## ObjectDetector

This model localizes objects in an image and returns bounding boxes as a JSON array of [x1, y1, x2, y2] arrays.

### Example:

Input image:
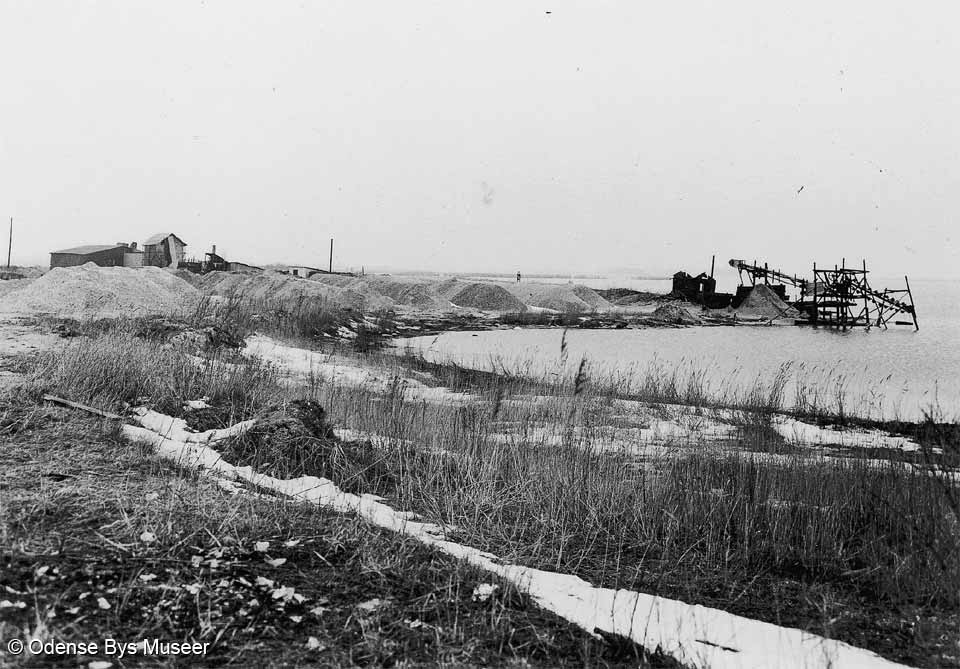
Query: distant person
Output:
[[516, 272, 521, 283]]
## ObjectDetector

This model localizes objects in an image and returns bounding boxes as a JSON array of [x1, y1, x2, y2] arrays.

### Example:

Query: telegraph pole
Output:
[[329, 238, 333, 273], [6, 218, 11, 269]]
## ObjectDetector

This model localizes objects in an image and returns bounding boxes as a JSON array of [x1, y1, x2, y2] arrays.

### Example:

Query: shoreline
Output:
[[1, 316, 957, 667]]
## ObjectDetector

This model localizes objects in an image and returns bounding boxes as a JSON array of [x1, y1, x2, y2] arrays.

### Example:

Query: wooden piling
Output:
[[905, 275, 919, 331]]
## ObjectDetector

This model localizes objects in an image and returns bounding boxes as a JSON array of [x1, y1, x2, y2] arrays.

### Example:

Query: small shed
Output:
[[50, 244, 129, 269], [286, 265, 325, 278], [228, 261, 262, 273], [143, 233, 188, 268], [203, 251, 229, 273]]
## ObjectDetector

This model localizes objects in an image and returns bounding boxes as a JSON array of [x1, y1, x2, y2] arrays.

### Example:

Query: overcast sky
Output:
[[1, 1, 958, 281]]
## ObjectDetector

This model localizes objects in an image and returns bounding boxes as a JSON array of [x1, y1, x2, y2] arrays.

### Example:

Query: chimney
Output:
[[212, 244, 216, 255]]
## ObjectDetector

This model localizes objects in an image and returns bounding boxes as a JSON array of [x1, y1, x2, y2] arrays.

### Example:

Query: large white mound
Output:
[[0, 263, 200, 319]]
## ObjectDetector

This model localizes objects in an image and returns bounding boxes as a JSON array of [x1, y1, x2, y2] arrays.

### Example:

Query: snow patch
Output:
[[245, 334, 472, 404], [772, 417, 922, 451], [124, 411, 911, 669]]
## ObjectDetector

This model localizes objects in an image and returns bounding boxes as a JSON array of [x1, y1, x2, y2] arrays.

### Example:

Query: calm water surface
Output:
[[402, 279, 960, 421]]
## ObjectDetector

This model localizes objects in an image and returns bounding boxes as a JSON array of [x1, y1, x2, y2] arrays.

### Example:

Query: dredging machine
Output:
[[729, 258, 919, 331]]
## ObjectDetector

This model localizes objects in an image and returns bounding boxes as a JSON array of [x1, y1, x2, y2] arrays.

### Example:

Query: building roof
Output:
[[51, 244, 126, 256], [144, 232, 187, 246]]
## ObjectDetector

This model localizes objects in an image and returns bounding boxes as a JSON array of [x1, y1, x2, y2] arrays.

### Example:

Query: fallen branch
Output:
[[42, 394, 124, 420]]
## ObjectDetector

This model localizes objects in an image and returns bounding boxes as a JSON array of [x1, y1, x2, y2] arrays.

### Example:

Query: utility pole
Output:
[[329, 238, 333, 273], [6, 218, 12, 269]]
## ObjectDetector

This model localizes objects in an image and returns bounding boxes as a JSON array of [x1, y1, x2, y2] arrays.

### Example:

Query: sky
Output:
[[1, 1, 958, 282]]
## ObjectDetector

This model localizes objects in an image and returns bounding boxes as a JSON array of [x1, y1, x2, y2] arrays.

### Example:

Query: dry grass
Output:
[[321, 350, 960, 667], [0, 397, 675, 668], [10, 322, 960, 667], [27, 328, 286, 419]]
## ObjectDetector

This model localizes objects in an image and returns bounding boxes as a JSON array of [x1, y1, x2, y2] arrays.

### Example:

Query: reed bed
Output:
[[22, 319, 960, 667]]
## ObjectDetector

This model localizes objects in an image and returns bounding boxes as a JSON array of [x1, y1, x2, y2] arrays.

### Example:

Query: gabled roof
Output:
[[51, 244, 126, 256], [144, 232, 187, 246]]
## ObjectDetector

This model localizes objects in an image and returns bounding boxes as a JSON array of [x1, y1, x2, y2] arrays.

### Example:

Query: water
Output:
[[402, 278, 960, 422], [463, 274, 674, 293]]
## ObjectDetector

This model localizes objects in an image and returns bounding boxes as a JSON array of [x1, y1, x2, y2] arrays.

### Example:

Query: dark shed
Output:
[[49, 245, 128, 269]]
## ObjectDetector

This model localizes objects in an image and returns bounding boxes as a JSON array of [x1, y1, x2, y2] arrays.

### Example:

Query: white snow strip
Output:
[[244, 334, 472, 404], [124, 414, 912, 669], [245, 333, 375, 385], [609, 400, 924, 453], [131, 407, 256, 444], [771, 417, 922, 451]]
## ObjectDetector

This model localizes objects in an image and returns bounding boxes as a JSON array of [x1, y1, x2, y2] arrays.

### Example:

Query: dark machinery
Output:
[[729, 258, 918, 330]]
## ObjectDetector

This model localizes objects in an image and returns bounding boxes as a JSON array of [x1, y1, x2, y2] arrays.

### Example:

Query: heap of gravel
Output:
[[449, 283, 528, 312], [505, 282, 611, 313], [339, 275, 450, 310], [308, 274, 359, 289], [570, 285, 612, 309], [198, 271, 395, 311], [651, 302, 702, 324], [186, 270, 613, 315], [0, 263, 200, 319], [529, 286, 591, 312], [736, 284, 799, 319]]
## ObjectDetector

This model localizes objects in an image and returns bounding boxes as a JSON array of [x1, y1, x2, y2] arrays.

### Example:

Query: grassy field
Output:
[[0, 394, 673, 667], [2, 311, 958, 667]]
